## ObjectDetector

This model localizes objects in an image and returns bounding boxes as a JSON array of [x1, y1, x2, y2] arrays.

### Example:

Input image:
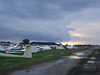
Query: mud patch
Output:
[[67, 48, 100, 75]]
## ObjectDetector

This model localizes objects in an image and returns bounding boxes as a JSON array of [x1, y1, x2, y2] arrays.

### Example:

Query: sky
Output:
[[0, 0, 100, 45]]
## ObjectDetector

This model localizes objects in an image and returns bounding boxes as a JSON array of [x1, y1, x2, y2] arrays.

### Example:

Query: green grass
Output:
[[0, 46, 94, 75], [0, 47, 87, 65], [32, 46, 87, 57]]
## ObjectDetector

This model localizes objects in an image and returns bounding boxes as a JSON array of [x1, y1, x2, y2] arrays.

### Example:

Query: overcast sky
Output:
[[0, 0, 100, 45]]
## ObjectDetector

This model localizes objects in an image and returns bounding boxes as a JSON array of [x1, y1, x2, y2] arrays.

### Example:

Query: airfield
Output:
[[9, 46, 100, 75], [0, 43, 99, 75]]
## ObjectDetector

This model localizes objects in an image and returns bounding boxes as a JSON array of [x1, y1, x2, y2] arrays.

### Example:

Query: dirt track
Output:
[[10, 48, 95, 75]]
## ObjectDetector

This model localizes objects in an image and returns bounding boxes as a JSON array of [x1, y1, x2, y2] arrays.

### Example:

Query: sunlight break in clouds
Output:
[[67, 21, 100, 45]]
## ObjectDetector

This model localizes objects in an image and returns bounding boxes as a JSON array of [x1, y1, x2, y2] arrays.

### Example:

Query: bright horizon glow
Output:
[[0, 39, 95, 45], [61, 41, 86, 45], [30, 40, 47, 43]]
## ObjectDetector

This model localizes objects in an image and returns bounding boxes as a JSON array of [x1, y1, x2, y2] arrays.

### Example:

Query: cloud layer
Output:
[[0, 0, 100, 44]]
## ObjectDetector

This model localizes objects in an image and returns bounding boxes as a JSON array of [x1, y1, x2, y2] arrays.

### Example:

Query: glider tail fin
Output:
[[23, 44, 32, 58]]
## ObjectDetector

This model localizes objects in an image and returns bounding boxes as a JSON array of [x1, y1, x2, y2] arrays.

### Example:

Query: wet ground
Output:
[[68, 47, 100, 75], [10, 48, 96, 75]]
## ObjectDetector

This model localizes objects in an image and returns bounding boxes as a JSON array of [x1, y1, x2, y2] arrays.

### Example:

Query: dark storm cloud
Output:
[[0, 0, 100, 43], [18, 33, 70, 42], [0, 0, 100, 20], [0, 25, 18, 39]]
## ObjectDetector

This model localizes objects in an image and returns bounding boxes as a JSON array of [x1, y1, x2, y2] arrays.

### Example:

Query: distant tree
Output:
[[7, 41, 10, 43], [22, 39, 30, 45], [0, 41, 4, 43]]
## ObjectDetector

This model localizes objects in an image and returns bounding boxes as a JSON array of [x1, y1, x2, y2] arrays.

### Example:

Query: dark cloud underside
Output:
[[0, 0, 100, 44]]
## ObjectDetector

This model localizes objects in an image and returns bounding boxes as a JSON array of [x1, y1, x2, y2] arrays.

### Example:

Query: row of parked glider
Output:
[[0, 43, 77, 54], [0, 43, 77, 58]]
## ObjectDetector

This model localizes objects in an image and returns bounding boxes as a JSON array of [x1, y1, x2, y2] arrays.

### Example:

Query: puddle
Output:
[[68, 56, 82, 59], [74, 53, 84, 56], [68, 52, 87, 59], [96, 61, 100, 63], [94, 51, 99, 54], [87, 61, 95, 64], [68, 55, 87, 59], [89, 57, 96, 59], [82, 64, 96, 71], [10, 58, 66, 75], [11, 63, 53, 75], [11, 68, 47, 75]]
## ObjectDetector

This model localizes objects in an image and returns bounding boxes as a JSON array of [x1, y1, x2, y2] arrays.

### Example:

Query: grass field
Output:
[[0, 46, 93, 75]]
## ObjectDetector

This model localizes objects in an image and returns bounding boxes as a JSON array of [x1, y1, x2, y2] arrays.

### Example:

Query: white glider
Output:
[[0, 45, 32, 58], [0, 44, 20, 51], [10, 45, 41, 53], [66, 45, 77, 49], [39, 45, 52, 51]]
